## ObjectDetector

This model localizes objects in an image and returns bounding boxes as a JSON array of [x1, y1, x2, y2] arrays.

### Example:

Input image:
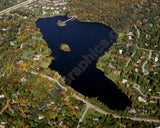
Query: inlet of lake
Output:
[[36, 16, 131, 110]]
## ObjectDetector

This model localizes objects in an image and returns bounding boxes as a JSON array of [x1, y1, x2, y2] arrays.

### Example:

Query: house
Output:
[[108, 63, 116, 69], [46, 7, 50, 10], [121, 79, 127, 84], [1, 122, 5, 125], [126, 32, 133, 36], [119, 49, 123, 55], [0, 95, 4, 98], [140, 55, 145, 59], [10, 41, 15, 46], [150, 66, 154, 71], [156, 91, 160, 95], [59, 121, 63, 126], [63, 7, 67, 10], [130, 92, 136, 96], [154, 72, 158, 75], [128, 35, 132, 40], [55, 11, 59, 14], [92, 118, 99, 122], [37, 67, 44, 71], [43, 11, 46, 15], [38, 115, 44, 120], [155, 57, 158, 62], [9, 108, 18, 114], [135, 68, 138, 72], [133, 63, 139, 67], [2, 28, 6, 31], [126, 84, 130, 87], [139, 106, 147, 113], [137, 59, 141, 63], [138, 96, 147, 103], [33, 55, 41, 60], [32, 97, 38, 101], [150, 100, 157, 103], [23, 16, 27, 19], [75, 105, 80, 110], [151, 110, 156, 114], [21, 76, 26, 82], [128, 108, 136, 114], [51, 102, 55, 105]]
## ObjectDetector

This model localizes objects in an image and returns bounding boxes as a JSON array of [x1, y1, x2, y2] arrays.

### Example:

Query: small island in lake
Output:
[[57, 20, 66, 27], [60, 44, 71, 52]]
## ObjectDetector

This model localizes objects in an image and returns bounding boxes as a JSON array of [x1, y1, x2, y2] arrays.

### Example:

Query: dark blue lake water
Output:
[[36, 16, 131, 110]]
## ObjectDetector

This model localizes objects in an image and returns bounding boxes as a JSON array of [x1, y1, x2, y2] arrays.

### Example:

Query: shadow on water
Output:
[[36, 16, 131, 110]]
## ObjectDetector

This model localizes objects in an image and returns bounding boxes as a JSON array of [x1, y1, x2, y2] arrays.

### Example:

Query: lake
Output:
[[36, 16, 131, 110]]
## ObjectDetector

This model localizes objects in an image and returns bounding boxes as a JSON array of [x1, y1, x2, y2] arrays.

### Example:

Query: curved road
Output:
[[142, 50, 152, 75], [18, 69, 160, 123]]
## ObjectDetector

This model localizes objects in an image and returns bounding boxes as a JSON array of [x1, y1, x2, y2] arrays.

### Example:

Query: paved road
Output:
[[0, 100, 10, 115], [133, 84, 147, 98], [17, 69, 160, 123], [77, 105, 89, 128], [125, 51, 136, 67], [142, 50, 152, 75], [0, 0, 35, 15], [134, 24, 140, 39]]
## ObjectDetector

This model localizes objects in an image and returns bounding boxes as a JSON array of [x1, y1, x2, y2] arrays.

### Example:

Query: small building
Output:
[[10, 41, 15, 46], [128, 108, 136, 114], [151, 110, 156, 114], [135, 68, 138, 72], [137, 59, 141, 63], [24, 16, 27, 19], [126, 84, 130, 87], [1, 122, 5, 125], [130, 92, 136, 96], [156, 91, 160, 95], [121, 79, 127, 84], [119, 49, 123, 55], [128, 35, 132, 40], [139, 106, 147, 113], [2, 28, 6, 31], [21, 76, 26, 82], [155, 57, 158, 62], [92, 118, 99, 122], [38, 115, 44, 120], [0, 95, 4, 98], [150, 100, 157, 103]]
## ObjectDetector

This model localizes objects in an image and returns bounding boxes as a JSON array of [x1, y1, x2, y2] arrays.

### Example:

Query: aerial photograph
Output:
[[0, 0, 159, 127]]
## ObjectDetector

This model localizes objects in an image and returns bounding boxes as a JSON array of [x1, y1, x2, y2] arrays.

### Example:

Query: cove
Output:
[[36, 16, 131, 110]]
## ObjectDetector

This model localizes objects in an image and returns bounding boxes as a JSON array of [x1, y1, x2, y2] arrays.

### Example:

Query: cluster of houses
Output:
[[25, 0, 67, 16]]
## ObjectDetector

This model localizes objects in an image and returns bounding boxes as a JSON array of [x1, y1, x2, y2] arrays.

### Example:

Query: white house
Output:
[[92, 118, 99, 122], [155, 57, 158, 62], [38, 116, 44, 120], [129, 35, 132, 40], [33, 55, 41, 60], [23, 16, 27, 19], [0, 95, 4, 98], [51, 7, 54, 10], [119, 49, 123, 54], [2, 28, 6, 31], [63, 7, 67, 10], [10, 41, 15, 46], [121, 79, 127, 84]]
